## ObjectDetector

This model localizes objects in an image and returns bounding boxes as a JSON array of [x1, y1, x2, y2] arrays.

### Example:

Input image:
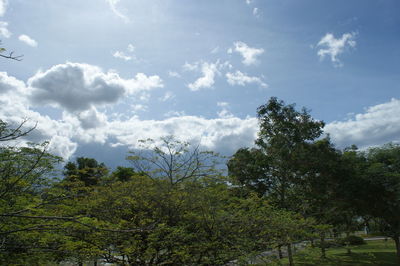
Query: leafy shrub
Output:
[[315, 240, 342, 248], [339, 235, 366, 246]]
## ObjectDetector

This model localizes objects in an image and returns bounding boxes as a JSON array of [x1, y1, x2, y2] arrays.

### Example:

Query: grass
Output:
[[267, 240, 399, 266]]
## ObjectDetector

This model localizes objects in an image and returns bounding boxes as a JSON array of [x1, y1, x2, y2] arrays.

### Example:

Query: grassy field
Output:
[[270, 239, 399, 266]]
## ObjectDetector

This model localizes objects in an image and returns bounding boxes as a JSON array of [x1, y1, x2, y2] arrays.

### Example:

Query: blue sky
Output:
[[0, 0, 399, 167]]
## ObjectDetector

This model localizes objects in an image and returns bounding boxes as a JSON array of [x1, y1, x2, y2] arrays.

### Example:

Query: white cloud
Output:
[[0, 71, 259, 160], [316, 32, 357, 67], [27, 62, 163, 112], [187, 62, 220, 91], [229, 41, 264, 66], [159, 91, 175, 102], [131, 104, 147, 113], [113, 44, 136, 61], [77, 107, 108, 129], [325, 99, 400, 148], [226, 70, 267, 88], [217, 102, 229, 107], [211, 46, 219, 54], [252, 7, 261, 18], [0, 0, 7, 17], [113, 51, 132, 61], [18, 34, 38, 47], [182, 61, 199, 72], [106, 0, 130, 23], [108, 115, 258, 155], [164, 110, 186, 117], [245, 0, 252, 4], [217, 102, 233, 119], [0, 21, 11, 38], [127, 44, 135, 52], [0, 72, 26, 94], [168, 71, 181, 78]]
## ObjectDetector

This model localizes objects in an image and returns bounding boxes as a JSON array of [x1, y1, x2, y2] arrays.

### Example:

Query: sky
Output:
[[0, 0, 399, 167]]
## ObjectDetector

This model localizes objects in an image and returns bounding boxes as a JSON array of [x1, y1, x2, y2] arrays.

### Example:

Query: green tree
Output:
[[255, 97, 325, 209], [227, 147, 271, 196], [362, 144, 400, 260], [0, 120, 62, 264], [63, 157, 108, 186]]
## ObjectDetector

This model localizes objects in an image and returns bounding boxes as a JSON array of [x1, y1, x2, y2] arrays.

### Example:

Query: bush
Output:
[[315, 240, 343, 248], [339, 235, 366, 246]]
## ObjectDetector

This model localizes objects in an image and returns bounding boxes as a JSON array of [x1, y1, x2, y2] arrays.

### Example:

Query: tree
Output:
[[362, 144, 400, 260], [245, 97, 324, 209], [0, 120, 62, 263], [227, 147, 271, 196], [0, 119, 36, 142], [63, 157, 108, 186], [127, 136, 222, 186]]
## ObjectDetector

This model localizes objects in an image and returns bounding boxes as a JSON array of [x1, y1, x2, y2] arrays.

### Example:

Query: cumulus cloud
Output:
[[184, 60, 231, 91], [316, 32, 357, 67], [0, 0, 7, 17], [0, 70, 260, 160], [113, 44, 136, 61], [0, 21, 11, 38], [228, 41, 264, 66], [108, 115, 259, 155], [106, 0, 130, 23], [18, 34, 38, 47], [168, 71, 181, 78], [226, 70, 267, 88], [325, 99, 400, 147], [113, 51, 132, 61], [0, 72, 26, 94], [27, 62, 163, 112], [188, 62, 220, 91], [325, 99, 400, 148], [217, 102, 234, 119], [164, 110, 186, 118]]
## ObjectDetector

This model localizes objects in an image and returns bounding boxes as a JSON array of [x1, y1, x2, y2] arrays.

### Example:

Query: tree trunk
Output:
[[278, 245, 283, 259], [394, 235, 400, 261], [287, 243, 294, 266], [320, 234, 326, 259]]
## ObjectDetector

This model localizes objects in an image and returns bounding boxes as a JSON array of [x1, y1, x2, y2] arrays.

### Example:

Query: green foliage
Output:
[[63, 157, 108, 186], [339, 235, 367, 246]]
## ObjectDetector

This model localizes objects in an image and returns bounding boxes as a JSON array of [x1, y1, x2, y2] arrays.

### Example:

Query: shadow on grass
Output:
[[292, 251, 398, 266]]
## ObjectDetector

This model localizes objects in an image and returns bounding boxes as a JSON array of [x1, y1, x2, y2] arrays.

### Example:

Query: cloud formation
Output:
[[113, 44, 136, 61], [113, 51, 132, 61], [0, 0, 7, 17], [18, 34, 38, 47], [28, 62, 163, 112], [226, 70, 267, 88], [185, 61, 231, 91], [106, 0, 130, 23], [228, 41, 264, 66], [0, 21, 10, 38], [325, 98, 400, 148], [316, 32, 356, 67]]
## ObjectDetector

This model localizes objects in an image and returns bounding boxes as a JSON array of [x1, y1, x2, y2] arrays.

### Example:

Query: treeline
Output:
[[0, 98, 399, 265]]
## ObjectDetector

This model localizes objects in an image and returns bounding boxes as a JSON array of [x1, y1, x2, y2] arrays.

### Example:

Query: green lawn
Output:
[[270, 240, 399, 266]]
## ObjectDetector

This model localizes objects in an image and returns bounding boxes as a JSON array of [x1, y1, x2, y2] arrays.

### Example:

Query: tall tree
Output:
[[362, 144, 400, 260], [254, 97, 324, 209]]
